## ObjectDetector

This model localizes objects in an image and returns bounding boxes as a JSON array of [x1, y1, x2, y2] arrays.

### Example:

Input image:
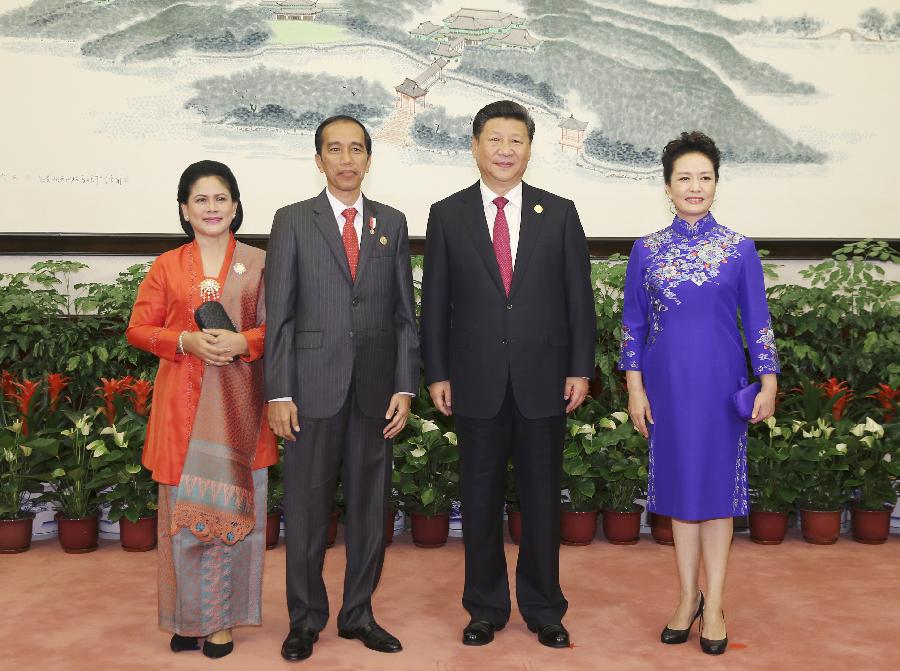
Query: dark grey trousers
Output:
[[283, 387, 391, 632]]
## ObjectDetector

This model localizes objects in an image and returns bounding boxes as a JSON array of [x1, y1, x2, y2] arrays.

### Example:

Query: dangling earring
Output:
[[666, 193, 675, 215]]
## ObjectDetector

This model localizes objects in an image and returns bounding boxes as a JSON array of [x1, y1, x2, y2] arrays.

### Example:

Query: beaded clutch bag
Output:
[[194, 301, 236, 332]]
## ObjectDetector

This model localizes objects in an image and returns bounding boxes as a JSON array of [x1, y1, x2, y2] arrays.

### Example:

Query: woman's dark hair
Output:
[[315, 115, 373, 155], [177, 160, 243, 238], [661, 131, 721, 184], [472, 100, 535, 141]]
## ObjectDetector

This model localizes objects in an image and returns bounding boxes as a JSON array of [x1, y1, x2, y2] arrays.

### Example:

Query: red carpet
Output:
[[1, 528, 897, 671]]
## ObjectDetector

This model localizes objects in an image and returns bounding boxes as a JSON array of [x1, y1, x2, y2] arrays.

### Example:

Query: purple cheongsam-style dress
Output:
[[617, 213, 780, 520]]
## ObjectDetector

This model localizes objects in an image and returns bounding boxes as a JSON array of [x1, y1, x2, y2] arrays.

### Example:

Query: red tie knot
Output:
[[342, 207, 357, 225], [492, 196, 508, 210]]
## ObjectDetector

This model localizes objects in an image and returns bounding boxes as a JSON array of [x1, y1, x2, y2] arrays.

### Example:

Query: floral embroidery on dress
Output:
[[619, 325, 639, 368], [732, 430, 748, 515], [754, 318, 780, 374], [646, 433, 657, 511]]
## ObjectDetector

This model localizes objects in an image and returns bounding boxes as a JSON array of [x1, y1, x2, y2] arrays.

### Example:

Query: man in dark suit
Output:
[[421, 100, 596, 649], [265, 115, 419, 662]]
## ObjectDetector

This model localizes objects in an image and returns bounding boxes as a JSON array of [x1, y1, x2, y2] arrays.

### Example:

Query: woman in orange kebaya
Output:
[[126, 160, 276, 659]]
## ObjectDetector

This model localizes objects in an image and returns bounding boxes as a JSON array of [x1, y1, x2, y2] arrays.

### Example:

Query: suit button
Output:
[[501, 338, 508, 345], [506, 303, 512, 310], [352, 298, 360, 306], [349, 330, 354, 339]]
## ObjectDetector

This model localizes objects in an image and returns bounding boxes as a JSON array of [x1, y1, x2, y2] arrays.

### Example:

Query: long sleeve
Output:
[[126, 259, 182, 362], [738, 240, 780, 376], [617, 240, 648, 371], [263, 212, 298, 400], [562, 200, 597, 377], [421, 204, 451, 385], [392, 214, 420, 394]]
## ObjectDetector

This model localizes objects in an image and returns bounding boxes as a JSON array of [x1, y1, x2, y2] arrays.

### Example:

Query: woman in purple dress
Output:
[[618, 132, 779, 655]]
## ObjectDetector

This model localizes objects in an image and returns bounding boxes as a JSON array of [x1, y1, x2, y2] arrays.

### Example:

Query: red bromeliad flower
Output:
[[129, 379, 153, 416], [96, 376, 134, 425], [867, 383, 898, 423], [46, 373, 71, 412], [12, 378, 41, 435], [818, 377, 854, 420], [1, 370, 17, 400]]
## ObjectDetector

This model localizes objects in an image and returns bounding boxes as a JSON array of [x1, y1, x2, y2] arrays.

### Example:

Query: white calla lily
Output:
[[421, 420, 439, 434], [883, 454, 892, 463], [849, 424, 865, 437], [835, 443, 848, 454], [864, 417, 884, 437], [9, 419, 23, 435], [598, 418, 616, 430], [410, 447, 427, 458], [19, 444, 32, 457], [443, 431, 458, 446], [611, 411, 629, 424]]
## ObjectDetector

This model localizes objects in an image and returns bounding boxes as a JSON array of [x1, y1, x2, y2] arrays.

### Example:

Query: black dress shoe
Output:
[[338, 621, 402, 653], [462, 619, 505, 646], [661, 591, 705, 644], [281, 628, 319, 662], [202, 639, 234, 659], [527, 623, 570, 648], [700, 611, 728, 655], [170, 634, 199, 652]]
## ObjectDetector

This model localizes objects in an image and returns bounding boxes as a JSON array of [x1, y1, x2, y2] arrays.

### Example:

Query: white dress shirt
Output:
[[480, 180, 522, 268], [325, 188, 364, 245]]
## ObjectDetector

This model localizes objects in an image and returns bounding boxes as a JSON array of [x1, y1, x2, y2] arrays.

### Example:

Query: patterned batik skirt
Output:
[[156, 467, 267, 636]]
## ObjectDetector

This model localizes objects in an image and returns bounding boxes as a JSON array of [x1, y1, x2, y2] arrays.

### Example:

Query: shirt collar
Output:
[[480, 180, 522, 211], [325, 188, 364, 224], [672, 210, 716, 237]]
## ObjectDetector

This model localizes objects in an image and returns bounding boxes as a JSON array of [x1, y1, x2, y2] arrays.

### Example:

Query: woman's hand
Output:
[[182, 330, 243, 366], [625, 370, 653, 438], [750, 373, 778, 423]]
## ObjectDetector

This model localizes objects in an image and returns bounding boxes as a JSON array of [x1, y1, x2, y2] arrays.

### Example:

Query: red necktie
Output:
[[492, 196, 512, 296], [341, 207, 359, 281]]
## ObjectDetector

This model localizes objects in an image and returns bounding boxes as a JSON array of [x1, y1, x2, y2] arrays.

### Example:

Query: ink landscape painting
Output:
[[1, 0, 897, 238]]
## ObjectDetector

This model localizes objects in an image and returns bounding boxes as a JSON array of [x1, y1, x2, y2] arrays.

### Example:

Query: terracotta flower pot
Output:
[[506, 505, 522, 545], [601, 506, 642, 545], [749, 510, 789, 545], [326, 509, 339, 549], [266, 511, 282, 549], [0, 515, 34, 554], [850, 507, 893, 545], [799, 508, 841, 545], [560, 509, 598, 546], [410, 511, 449, 548], [57, 514, 99, 553], [119, 515, 157, 552], [649, 512, 674, 545]]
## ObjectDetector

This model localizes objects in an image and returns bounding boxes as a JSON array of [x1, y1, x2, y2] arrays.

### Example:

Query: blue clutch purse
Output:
[[733, 378, 761, 422]]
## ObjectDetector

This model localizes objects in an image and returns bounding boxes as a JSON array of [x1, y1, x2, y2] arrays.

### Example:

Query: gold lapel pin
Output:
[[379, 235, 388, 246], [534, 204, 543, 214], [369, 216, 377, 234]]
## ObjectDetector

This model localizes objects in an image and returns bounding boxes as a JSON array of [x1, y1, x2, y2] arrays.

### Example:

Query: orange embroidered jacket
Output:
[[126, 236, 277, 485]]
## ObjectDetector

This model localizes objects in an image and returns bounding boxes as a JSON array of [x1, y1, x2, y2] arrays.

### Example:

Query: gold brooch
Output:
[[379, 235, 388, 246], [534, 204, 543, 214], [199, 278, 221, 302], [233, 262, 246, 275]]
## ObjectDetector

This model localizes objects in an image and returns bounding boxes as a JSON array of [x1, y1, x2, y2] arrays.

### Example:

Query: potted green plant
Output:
[[595, 412, 647, 545], [560, 416, 602, 546], [788, 417, 853, 544], [266, 442, 284, 550], [504, 459, 521, 544], [0, 419, 57, 553], [747, 417, 802, 544], [42, 409, 116, 553], [845, 418, 899, 544], [393, 414, 459, 548], [101, 412, 158, 551]]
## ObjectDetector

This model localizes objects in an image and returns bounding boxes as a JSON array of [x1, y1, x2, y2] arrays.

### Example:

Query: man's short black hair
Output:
[[315, 115, 372, 155], [472, 100, 535, 141]]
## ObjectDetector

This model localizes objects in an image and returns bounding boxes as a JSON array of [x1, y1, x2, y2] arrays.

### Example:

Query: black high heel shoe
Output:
[[700, 610, 728, 655], [170, 634, 199, 652], [660, 592, 705, 644]]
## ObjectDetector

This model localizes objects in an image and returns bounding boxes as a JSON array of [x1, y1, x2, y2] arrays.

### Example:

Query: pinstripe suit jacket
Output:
[[264, 189, 419, 419]]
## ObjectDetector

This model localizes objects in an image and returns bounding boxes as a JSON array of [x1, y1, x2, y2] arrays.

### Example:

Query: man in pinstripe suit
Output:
[[265, 115, 419, 662]]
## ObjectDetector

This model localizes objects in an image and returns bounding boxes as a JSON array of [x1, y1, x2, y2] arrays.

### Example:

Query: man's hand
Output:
[[564, 377, 589, 413], [384, 393, 412, 439], [268, 400, 299, 441], [428, 380, 453, 416]]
